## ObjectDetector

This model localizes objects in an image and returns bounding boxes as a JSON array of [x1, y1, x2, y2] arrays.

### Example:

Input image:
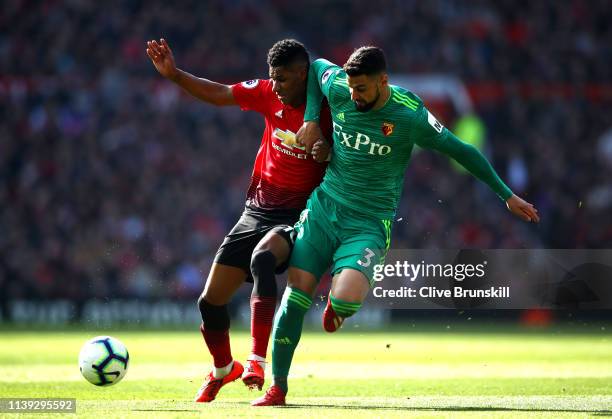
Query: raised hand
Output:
[[506, 194, 540, 223], [146, 38, 178, 80]]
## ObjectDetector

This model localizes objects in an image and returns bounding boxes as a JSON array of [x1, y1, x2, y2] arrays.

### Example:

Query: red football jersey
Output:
[[231, 79, 332, 210]]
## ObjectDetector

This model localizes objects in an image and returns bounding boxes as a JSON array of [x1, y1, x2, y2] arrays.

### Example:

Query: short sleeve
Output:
[[231, 79, 270, 114]]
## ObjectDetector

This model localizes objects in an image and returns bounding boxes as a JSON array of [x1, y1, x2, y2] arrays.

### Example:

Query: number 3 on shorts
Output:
[[358, 247, 375, 267]]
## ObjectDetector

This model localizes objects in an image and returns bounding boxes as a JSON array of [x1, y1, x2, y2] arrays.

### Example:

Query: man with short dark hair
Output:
[[146, 38, 331, 402], [253, 46, 539, 406]]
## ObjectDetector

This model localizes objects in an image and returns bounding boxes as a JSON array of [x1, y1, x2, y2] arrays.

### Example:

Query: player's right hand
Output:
[[296, 121, 323, 154], [146, 38, 178, 80], [506, 194, 540, 223]]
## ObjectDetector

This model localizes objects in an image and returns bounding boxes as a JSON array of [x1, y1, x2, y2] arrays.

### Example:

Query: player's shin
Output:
[[243, 250, 278, 389], [198, 298, 233, 377], [249, 249, 278, 360], [270, 287, 312, 393], [330, 295, 362, 318], [323, 294, 362, 332]]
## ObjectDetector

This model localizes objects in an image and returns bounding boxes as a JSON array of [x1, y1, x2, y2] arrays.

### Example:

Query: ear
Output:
[[379, 73, 389, 87], [298, 65, 308, 81]]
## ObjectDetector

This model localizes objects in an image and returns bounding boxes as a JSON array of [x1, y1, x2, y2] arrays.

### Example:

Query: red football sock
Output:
[[250, 295, 276, 358], [200, 323, 232, 368]]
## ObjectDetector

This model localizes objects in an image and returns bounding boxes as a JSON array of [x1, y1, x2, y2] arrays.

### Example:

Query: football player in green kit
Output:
[[252, 46, 540, 406]]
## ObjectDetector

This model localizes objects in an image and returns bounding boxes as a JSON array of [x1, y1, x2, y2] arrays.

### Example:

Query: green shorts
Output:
[[289, 188, 392, 286]]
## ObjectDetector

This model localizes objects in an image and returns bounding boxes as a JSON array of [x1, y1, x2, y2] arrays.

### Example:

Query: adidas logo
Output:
[[275, 109, 283, 118], [274, 337, 293, 345], [336, 112, 345, 122]]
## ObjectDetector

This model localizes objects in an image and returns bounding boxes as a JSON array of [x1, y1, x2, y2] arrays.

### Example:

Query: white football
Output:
[[78, 336, 129, 386]]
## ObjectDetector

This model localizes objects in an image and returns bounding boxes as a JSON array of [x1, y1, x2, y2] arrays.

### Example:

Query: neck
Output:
[[290, 94, 306, 108], [372, 85, 391, 111], [372, 86, 390, 111]]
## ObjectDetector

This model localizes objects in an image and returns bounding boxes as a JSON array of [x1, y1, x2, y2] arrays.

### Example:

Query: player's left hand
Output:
[[311, 139, 331, 163], [506, 194, 540, 223]]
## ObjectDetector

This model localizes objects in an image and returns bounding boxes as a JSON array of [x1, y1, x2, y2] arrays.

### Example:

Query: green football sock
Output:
[[330, 295, 362, 318], [271, 287, 312, 393]]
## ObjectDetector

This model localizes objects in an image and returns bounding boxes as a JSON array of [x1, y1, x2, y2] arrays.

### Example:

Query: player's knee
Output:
[[250, 249, 277, 278], [197, 293, 206, 314], [250, 249, 278, 297], [199, 287, 222, 306], [197, 296, 229, 330], [287, 268, 318, 295], [330, 294, 362, 319]]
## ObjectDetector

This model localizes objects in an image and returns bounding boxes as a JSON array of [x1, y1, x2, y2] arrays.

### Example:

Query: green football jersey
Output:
[[305, 59, 512, 219]]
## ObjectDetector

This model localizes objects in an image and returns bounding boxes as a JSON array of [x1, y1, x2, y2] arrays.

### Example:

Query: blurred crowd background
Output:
[[1, 0, 610, 302]]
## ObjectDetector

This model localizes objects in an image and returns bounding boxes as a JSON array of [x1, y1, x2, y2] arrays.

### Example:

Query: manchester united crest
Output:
[[382, 122, 394, 136]]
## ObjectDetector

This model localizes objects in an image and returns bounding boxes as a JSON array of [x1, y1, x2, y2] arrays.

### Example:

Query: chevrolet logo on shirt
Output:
[[273, 128, 305, 150]]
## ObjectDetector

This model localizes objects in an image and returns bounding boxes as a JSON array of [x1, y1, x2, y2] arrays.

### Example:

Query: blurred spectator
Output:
[[0, 0, 610, 300]]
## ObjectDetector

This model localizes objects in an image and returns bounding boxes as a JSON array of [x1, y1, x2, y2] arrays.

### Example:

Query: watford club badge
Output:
[[382, 122, 394, 136]]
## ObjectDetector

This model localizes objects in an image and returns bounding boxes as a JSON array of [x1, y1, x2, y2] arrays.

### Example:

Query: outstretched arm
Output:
[[435, 132, 539, 222], [415, 109, 539, 223], [146, 38, 236, 106]]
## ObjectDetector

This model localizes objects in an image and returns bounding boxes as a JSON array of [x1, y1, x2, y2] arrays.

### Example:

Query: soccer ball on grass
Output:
[[78, 336, 129, 386]]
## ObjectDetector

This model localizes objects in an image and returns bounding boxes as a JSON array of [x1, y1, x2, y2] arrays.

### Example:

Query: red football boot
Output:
[[322, 297, 344, 333], [251, 385, 286, 406], [242, 359, 265, 390], [194, 361, 244, 403]]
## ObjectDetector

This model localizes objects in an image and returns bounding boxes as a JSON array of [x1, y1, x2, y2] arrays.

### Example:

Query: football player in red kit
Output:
[[146, 38, 331, 402]]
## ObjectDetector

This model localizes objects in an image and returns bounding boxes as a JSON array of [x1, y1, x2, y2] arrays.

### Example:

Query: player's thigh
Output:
[[214, 207, 290, 282], [289, 193, 337, 281], [214, 213, 261, 273], [287, 267, 318, 297], [207, 210, 271, 302], [253, 225, 293, 269], [202, 263, 248, 305], [330, 268, 370, 303], [332, 219, 389, 289]]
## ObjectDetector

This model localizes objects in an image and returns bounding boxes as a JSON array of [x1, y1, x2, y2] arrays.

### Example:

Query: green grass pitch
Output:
[[0, 327, 610, 418]]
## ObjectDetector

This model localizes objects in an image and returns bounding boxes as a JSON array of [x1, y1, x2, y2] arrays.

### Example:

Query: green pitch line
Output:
[[0, 329, 610, 418]]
